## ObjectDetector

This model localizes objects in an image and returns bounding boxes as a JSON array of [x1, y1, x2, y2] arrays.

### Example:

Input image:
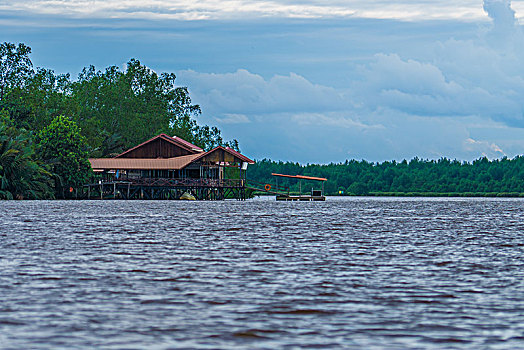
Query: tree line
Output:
[[0, 42, 237, 199], [248, 157, 524, 197], [3, 41, 524, 199]]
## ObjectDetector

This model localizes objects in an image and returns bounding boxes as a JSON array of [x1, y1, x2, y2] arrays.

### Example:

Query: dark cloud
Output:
[[0, 0, 491, 20], [3, 1, 524, 162], [178, 1, 524, 161]]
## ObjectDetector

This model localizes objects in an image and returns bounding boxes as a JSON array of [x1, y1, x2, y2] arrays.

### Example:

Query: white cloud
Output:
[[0, 0, 356, 20], [464, 138, 505, 158], [214, 113, 251, 124], [352, 0, 524, 128], [0, 0, 515, 21], [353, 52, 523, 122], [176, 0, 524, 162], [179, 69, 350, 116], [289, 112, 383, 130], [176, 65, 520, 162], [5, 0, 524, 162]]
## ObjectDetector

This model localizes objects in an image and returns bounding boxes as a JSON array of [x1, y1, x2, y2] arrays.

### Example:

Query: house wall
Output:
[[119, 138, 193, 158], [200, 149, 237, 163]]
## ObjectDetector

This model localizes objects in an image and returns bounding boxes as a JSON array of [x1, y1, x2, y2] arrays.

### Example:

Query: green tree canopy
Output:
[[36, 116, 91, 197], [0, 117, 52, 199], [71, 59, 238, 156], [1, 42, 239, 157], [0, 42, 33, 101], [0, 42, 36, 129]]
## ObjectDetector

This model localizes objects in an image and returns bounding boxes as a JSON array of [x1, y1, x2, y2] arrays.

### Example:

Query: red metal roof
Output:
[[172, 136, 203, 152], [91, 135, 254, 171], [115, 134, 203, 158], [272, 173, 327, 181], [90, 154, 201, 170], [225, 147, 255, 164], [89, 147, 254, 171]]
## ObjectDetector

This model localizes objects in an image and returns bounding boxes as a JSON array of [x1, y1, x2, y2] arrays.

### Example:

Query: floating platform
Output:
[[276, 194, 326, 201]]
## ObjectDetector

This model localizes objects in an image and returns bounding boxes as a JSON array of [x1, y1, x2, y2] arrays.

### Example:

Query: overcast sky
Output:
[[2, 0, 524, 163]]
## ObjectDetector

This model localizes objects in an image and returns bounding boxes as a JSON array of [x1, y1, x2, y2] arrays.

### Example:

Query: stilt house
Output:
[[86, 134, 254, 200]]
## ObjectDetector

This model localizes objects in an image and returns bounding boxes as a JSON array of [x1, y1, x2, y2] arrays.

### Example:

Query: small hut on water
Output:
[[85, 133, 254, 200]]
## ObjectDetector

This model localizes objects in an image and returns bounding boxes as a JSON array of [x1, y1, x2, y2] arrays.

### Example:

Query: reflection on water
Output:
[[1, 197, 524, 349]]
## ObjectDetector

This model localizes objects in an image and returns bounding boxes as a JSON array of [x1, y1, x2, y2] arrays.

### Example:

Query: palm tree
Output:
[[0, 123, 52, 199]]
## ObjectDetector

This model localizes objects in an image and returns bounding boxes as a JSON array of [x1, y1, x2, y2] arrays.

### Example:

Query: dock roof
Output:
[[272, 173, 327, 181]]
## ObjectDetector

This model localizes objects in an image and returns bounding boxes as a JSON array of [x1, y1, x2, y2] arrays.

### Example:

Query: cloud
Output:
[[175, 0, 524, 162], [179, 69, 350, 116], [484, 0, 517, 30], [353, 52, 523, 123], [289, 113, 383, 130], [464, 138, 505, 158], [177, 67, 516, 162], [4, 0, 524, 162], [0, 0, 510, 21], [179, 0, 524, 125], [351, 0, 524, 128], [0, 0, 355, 20], [214, 114, 251, 124], [483, 0, 523, 49]]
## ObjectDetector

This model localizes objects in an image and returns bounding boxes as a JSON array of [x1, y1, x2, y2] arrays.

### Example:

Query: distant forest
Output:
[[248, 157, 524, 197]]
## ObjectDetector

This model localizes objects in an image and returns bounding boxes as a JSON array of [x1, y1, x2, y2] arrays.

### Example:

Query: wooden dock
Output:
[[273, 173, 327, 201], [247, 174, 327, 201], [276, 194, 326, 201]]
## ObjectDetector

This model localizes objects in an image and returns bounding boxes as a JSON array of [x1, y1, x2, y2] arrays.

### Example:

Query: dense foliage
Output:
[[36, 116, 92, 197], [0, 42, 33, 102], [69, 60, 238, 156], [248, 157, 524, 196], [1, 42, 238, 156], [0, 41, 238, 199], [0, 118, 52, 199]]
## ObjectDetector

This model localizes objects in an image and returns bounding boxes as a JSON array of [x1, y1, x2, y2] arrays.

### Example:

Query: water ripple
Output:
[[1, 197, 523, 349]]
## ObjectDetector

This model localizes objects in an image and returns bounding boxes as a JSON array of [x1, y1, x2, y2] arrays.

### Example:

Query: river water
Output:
[[1, 197, 523, 349]]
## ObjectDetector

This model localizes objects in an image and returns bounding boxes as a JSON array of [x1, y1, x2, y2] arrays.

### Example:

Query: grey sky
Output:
[[0, 0, 502, 20], [2, 0, 524, 162]]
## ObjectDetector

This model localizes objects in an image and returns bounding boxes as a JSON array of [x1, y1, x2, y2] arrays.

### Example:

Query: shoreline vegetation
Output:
[[2, 41, 524, 200], [369, 192, 524, 197], [255, 192, 524, 198], [248, 158, 524, 198]]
